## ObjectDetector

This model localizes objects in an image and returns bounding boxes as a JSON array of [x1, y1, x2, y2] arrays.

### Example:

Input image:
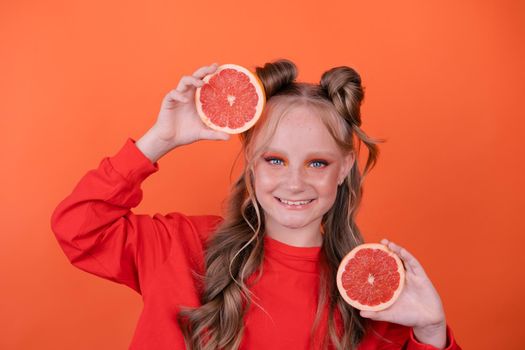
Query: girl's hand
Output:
[[360, 239, 448, 347], [151, 63, 231, 148]]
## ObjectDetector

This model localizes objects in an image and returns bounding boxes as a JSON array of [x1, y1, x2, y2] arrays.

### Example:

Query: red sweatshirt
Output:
[[50, 138, 462, 350]]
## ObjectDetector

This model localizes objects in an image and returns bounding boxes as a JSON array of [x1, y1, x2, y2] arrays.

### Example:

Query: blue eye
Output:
[[310, 160, 328, 168], [265, 157, 284, 166]]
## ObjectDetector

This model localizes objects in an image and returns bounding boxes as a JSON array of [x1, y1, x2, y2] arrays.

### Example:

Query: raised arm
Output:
[[51, 137, 167, 293], [50, 63, 229, 294]]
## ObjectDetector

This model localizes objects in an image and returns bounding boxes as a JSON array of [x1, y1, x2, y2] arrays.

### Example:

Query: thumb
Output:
[[200, 129, 231, 141], [360, 310, 388, 322]]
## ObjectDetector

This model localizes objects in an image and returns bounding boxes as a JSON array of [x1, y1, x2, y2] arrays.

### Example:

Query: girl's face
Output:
[[253, 106, 354, 237]]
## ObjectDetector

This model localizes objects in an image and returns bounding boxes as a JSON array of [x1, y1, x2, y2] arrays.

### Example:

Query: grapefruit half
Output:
[[336, 243, 405, 311], [195, 64, 266, 134]]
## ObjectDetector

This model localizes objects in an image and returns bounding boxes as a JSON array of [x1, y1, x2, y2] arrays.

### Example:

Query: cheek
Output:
[[313, 171, 340, 195], [253, 167, 281, 193]]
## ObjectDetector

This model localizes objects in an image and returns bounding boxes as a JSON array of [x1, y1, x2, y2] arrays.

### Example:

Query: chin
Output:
[[276, 217, 314, 230], [280, 222, 305, 229]]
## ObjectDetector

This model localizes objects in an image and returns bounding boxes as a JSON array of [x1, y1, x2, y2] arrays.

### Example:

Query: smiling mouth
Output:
[[275, 197, 315, 206]]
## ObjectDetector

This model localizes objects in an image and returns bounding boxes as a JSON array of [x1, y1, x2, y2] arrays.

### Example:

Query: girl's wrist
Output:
[[412, 321, 447, 349], [136, 127, 176, 163]]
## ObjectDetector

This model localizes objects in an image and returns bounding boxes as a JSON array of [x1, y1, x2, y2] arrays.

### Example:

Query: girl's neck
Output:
[[264, 219, 323, 247]]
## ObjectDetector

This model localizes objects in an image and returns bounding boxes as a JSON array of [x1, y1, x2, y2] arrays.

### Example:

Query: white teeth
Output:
[[279, 198, 312, 205]]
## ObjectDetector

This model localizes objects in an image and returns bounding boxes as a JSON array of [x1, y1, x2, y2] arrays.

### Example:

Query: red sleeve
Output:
[[406, 324, 461, 350], [50, 137, 223, 295], [361, 321, 462, 350]]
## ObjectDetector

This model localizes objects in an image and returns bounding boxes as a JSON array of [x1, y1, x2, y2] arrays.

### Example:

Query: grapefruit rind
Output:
[[336, 243, 405, 312], [195, 63, 266, 134]]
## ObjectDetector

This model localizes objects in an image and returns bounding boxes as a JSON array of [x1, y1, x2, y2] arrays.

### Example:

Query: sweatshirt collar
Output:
[[263, 234, 322, 261]]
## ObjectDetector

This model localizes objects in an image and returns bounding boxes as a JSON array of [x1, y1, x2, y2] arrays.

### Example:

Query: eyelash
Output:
[[264, 157, 328, 168], [311, 160, 328, 168]]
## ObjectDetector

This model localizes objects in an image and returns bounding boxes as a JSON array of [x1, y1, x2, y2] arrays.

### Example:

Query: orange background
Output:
[[1, 0, 524, 349]]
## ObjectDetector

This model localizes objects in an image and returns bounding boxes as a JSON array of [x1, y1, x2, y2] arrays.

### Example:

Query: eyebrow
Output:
[[262, 148, 339, 159]]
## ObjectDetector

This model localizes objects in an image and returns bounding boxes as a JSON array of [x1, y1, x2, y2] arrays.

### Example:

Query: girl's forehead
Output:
[[255, 107, 342, 157]]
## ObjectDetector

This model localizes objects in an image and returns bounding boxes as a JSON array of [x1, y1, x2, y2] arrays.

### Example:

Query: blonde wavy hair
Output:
[[177, 58, 384, 349]]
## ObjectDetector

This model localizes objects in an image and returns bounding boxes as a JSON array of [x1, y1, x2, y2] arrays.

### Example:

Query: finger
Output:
[[166, 89, 189, 102], [381, 238, 413, 273], [381, 239, 425, 276], [176, 75, 205, 93], [162, 89, 190, 108], [192, 63, 220, 79]]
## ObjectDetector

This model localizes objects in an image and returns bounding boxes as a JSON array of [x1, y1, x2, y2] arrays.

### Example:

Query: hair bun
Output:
[[255, 59, 297, 98], [320, 66, 364, 127]]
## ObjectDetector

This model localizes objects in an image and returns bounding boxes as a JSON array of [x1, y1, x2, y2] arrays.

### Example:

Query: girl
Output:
[[51, 59, 461, 350]]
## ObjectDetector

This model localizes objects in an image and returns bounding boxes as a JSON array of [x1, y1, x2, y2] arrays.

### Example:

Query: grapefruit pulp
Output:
[[195, 64, 266, 134], [336, 243, 405, 311]]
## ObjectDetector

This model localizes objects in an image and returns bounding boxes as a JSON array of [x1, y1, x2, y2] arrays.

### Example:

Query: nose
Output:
[[284, 165, 306, 192]]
